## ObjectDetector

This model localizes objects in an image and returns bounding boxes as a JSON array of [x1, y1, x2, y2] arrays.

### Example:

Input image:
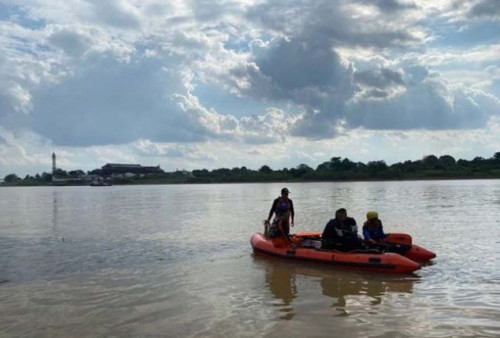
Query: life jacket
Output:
[[363, 221, 384, 240], [275, 197, 291, 216], [270, 197, 291, 235]]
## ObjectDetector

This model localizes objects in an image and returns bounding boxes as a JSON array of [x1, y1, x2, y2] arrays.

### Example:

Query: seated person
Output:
[[362, 211, 386, 244], [363, 211, 408, 254], [322, 208, 364, 251]]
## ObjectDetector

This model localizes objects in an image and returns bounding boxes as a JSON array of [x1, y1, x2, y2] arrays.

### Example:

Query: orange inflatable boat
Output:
[[251, 232, 422, 274], [382, 233, 436, 262], [279, 232, 436, 262]]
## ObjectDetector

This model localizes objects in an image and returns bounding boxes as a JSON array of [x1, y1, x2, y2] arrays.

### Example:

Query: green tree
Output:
[[423, 155, 440, 169], [4, 174, 20, 183], [259, 165, 272, 174], [290, 164, 312, 178], [367, 161, 388, 176], [192, 169, 210, 177], [53, 168, 68, 177], [341, 158, 356, 171], [439, 155, 456, 167], [68, 170, 85, 177], [41, 172, 52, 182], [330, 157, 343, 171]]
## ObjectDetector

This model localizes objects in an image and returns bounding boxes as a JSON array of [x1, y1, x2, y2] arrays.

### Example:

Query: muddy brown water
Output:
[[1, 180, 499, 337]]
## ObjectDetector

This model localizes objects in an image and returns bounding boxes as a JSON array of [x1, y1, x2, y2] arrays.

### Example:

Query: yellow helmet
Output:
[[366, 211, 378, 220]]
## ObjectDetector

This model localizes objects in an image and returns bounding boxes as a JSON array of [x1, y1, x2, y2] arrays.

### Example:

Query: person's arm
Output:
[[379, 221, 386, 239], [267, 199, 277, 221], [351, 218, 358, 234], [322, 220, 332, 239], [363, 227, 377, 243], [290, 199, 295, 225]]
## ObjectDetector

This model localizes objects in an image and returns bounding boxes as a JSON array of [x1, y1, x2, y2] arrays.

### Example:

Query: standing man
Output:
[[266, 188, 295, 237]]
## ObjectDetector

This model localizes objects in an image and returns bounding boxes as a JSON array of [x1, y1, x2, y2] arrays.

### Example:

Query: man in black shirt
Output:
[[321, 208, 363, 251]]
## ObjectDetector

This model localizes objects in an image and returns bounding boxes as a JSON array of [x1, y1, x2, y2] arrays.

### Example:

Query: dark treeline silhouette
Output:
[[2, 152, 500, 186]]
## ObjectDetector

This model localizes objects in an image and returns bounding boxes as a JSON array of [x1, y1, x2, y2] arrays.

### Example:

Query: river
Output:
[[1, 180, 499, 337]]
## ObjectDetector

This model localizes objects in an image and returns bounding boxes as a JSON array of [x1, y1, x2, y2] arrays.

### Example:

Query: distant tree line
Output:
[[1, 169, 86, 186], [182, 152, 500, 183], [2, 152, 500, 186]]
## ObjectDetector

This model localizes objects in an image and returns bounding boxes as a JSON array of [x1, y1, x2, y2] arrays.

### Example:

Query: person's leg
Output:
[[344, 237, 365, 251], [283, 221, 290, 236]]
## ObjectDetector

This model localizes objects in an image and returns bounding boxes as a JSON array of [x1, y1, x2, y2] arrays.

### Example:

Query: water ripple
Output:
[[1, 181, 500, 337]]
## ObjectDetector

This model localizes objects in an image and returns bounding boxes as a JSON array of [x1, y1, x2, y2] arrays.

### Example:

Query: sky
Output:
[[1, 0, 500, 177]]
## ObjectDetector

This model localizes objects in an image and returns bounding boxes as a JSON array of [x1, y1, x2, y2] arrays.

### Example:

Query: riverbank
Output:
[[2, 172, 500, 187], [3, 154, 500, 186]]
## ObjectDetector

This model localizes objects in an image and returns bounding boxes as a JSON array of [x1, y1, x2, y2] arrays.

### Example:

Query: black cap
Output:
[[281, 188, 290, 194]]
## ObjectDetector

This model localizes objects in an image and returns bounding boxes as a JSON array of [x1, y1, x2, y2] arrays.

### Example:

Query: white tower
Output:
[[52, 152, 56, 173]]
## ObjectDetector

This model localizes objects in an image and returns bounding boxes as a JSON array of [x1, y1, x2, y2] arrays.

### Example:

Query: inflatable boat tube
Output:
[[251, 233, 421, 274]]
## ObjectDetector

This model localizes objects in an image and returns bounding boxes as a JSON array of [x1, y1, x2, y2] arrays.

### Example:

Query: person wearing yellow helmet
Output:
[[362, 211, 387, 244], [363, 212, 411, 254]]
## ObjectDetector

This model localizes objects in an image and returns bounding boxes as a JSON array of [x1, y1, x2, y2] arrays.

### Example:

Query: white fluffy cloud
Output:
[[0, 0, 500, 176]]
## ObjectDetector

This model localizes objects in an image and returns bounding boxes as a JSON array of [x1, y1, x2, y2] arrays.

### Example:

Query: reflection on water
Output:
[[256, 254, 415, 320], [1, 181, 500, 337], [52, 189, 59, 238], [320, 271, 412, 307], [263, 259, 297, 320]]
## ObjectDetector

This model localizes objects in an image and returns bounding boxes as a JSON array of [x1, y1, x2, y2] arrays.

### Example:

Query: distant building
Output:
[[51, 152, 90, 185], [52, 152, 56, 174], [90, 163, 163, 177], [50, 152, 163, 184]]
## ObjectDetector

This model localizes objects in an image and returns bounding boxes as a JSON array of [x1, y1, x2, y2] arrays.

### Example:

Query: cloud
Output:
[[26, 52, 216, 146], [47, 27, 94, 57], [86, 0, 141, 29], [468, 0, 500, 20], [132, 139, 216, 161], [0, 2, 242, 146], [352, 67, 406, 100], [0, 22, 51, 117], [0, 126, 52, 174], [1, 0, 500, 179], [210, 0, 434, 138], [440, 0, 500, 22], [0, 0, 442, 146], [346, 79, 500, 130], [357, 0, 417, 13], [291, 109, 344, 139], [247, 0, 425, 49], [223, 35, 356, 138], [173, 92, 300, 144], [258, 37, 348, 91], [354, 68, 404, 89], [239, 107, 298, 144]]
